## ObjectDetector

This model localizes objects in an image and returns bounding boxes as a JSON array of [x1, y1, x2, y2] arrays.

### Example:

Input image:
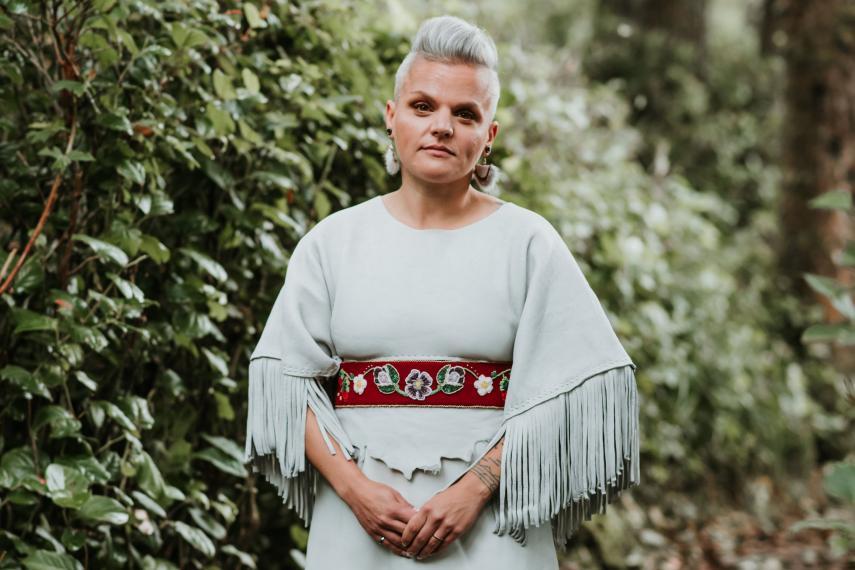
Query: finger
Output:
[[400, 509, 427, 548], [433, 527, 460, 558], [407, 517, 443, 559], [372, 530, 411, 558], [418, 535, 442, 559], [429, 533, 455, 559], [390, 504, 418, 526], [378, 515, 406, 535], [418, 525, 452, 559]]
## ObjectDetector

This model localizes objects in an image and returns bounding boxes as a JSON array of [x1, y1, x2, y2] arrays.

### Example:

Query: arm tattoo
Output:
[[471, 456, 501, 495], [469, 438, 504, 497]]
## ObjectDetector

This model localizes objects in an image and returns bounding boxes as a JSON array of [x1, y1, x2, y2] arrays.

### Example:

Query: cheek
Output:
[[394, 119, 420, 151], [463, 136, 484, 158]]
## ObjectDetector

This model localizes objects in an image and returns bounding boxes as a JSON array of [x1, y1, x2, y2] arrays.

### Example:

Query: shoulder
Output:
[[295, 197, 376, 248], [501, 201, 566, 252], [503, 201, 555, 232]]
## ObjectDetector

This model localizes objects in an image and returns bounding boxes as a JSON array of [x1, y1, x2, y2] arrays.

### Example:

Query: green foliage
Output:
[[583, 5, 784, 224], [787, 190, 855, 558], [0, 0, 396, 567], [399, 0, 850, 502], [489, 41, 813, 493], [802, 189, 855, 344]]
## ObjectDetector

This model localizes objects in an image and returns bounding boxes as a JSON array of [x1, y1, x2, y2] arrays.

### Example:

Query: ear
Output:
[[485, 120, 499, 149], [385, 99, 396, 132]]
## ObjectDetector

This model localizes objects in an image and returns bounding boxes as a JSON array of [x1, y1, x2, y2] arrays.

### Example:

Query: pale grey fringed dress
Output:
[[243, 195, 640, 569]]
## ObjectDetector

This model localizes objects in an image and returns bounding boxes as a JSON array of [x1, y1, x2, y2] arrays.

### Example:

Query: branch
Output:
[[0, 116, 78, 296]]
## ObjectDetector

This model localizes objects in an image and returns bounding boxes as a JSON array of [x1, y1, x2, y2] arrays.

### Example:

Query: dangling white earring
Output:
[[384, 128, 400, 175], [472, 146, 500, 196]]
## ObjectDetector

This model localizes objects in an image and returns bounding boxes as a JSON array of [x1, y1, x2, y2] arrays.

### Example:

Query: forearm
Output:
[[457, 435, 504, 502], [304, 407, 366, 502]]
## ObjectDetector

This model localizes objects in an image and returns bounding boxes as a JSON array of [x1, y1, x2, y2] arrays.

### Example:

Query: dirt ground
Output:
[[556, 467, 853, 569]]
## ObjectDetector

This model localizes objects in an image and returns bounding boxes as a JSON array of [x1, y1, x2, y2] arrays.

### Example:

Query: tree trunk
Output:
[[777, 0, 855, 368]]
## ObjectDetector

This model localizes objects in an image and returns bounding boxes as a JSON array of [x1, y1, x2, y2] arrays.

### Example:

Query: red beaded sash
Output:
[[334, 359, 512, 409]]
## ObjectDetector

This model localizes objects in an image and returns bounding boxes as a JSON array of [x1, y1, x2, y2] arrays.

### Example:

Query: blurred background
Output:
[[1, 0, 853, 568]]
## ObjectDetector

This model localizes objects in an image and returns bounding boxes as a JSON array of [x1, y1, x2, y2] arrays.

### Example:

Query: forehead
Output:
[[401, 56, 492, 107]]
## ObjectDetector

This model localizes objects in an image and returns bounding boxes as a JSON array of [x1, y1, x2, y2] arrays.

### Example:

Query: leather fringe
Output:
[[489, 364, 640, 552], [243, 357, 357, 527]]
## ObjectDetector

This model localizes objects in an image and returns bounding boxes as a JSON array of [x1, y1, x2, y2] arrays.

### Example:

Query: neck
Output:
[[393, 171, 481, 221]]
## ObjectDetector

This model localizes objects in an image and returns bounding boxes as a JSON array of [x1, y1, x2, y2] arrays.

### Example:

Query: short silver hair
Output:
[[394, 15, 500, 122]]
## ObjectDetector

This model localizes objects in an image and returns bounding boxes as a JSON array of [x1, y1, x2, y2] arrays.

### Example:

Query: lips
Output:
[[422, 145, 454, 155]]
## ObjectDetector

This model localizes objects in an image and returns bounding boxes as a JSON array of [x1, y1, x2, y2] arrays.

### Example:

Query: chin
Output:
[[409, 163, 463, 181], [411, 171, 462, 184]]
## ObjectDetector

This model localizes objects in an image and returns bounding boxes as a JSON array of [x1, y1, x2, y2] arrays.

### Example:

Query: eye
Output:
[[413, 102, 430, 112], [458, 110, 476, 120]]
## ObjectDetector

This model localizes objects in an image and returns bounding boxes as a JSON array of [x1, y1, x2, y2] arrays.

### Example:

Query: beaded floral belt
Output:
[[334, 359, 512, 408]]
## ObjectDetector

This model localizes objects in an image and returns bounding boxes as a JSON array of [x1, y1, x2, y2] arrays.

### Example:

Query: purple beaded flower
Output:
[[404, 369, 433, 400]]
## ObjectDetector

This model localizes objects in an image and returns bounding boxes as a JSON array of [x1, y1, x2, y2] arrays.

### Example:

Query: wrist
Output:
[[460, 471, 495, 504], [331, 464, 367, 503]]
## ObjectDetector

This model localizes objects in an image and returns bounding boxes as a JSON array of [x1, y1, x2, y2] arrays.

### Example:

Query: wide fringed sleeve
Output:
[[437, 220, 640, 552], [243, 230, 356, 527]]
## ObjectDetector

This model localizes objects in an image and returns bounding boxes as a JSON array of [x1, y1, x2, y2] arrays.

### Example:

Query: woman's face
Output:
[[385, 56, 499, 186]]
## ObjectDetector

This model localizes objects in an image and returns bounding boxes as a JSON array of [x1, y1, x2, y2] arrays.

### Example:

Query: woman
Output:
[[243, 15, 640, 569]]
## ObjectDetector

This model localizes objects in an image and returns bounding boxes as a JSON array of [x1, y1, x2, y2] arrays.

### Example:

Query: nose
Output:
[[430, 110, 453, 138]]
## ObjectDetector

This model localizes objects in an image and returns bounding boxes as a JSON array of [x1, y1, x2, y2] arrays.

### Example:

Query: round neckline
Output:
[[375, 194, 510, 233]]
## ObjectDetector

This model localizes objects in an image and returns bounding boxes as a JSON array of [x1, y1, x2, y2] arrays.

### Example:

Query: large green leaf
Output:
[[89, 400, 137, 432], [139, 234, 171, 264], [11, 309, 57, 335], [173, 521, 215, 558], [72, 234, 129, 266], [77, 496, 129, 525], [54, 455, 111, 485], [0, 447, 42, 491], [1, 365, 51, 399], [188, 507, 226, 540], [179, 248, 228, 282], [135, 451, 168, 502], [200, 434, 244, 463], [192, 448, 247, 478], [117, 159, 146, 185], [222, 545, 257, 568], [808, 188, 852, 211], [131, 490, 167, 518], [823, 461, 855, 503], [22, 549, 83, 570], [243, 3, 266, 29], [46, 464, 91, 509], [33, 406, 82, 439]]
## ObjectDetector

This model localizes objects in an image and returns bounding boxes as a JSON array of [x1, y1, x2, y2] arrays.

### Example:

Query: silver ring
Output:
[[377, 536, 385, 544]]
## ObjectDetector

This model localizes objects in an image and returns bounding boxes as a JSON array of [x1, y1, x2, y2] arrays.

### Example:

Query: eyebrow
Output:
[[407, 90, 483, 113]]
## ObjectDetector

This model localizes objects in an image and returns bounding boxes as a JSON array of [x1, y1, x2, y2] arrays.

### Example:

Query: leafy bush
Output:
[[0, 0, 396, 567]]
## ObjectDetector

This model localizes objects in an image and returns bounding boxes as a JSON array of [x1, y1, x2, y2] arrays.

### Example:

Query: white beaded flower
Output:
[[353, 374, 367, 395], [474, 374, 493, 396], [375, 369, 394, 387]]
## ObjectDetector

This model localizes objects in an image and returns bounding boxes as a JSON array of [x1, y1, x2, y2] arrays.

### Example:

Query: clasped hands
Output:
[[344, 475, 491, 561]]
